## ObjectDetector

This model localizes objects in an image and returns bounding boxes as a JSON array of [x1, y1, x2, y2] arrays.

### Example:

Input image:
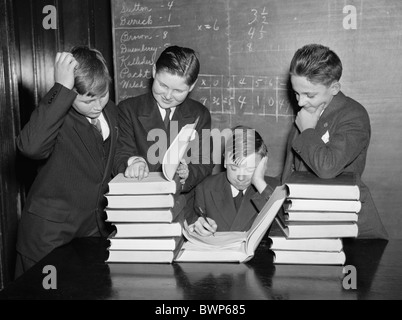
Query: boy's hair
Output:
[[70, 46, 111, 97], [289, 44, 342, 87], [155, 45, 200, 86], [225, 125, 268, 165]]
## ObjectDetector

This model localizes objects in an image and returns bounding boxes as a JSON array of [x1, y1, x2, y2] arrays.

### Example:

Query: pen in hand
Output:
[[195, 206, 215, 236]]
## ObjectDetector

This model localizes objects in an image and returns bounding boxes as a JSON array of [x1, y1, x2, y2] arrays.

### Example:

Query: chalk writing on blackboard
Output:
[[192, 74, 293, 121]]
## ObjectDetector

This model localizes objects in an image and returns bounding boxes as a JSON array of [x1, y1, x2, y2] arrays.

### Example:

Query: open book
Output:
[[174, 185, 287, 263]]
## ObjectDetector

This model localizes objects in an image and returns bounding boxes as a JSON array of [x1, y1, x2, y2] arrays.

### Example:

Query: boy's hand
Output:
[[176, 158, 189, 185], [251, 156, 268, 194], [124, 159, 149, 180], [295, 103, 325, 132], [190, 217, 218, 237], [54, 52, 78, 90]]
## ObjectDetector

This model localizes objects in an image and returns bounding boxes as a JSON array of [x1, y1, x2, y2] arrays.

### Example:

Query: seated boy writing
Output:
[[282, 43, 388, 239], [15, 46, 118, 277], [189, 125, 280, 236]]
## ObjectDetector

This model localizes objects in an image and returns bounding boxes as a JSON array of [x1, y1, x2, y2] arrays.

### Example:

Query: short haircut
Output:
[[70, 46, 111, 97], [225, 125, 268, 165], [289, 44, 342, 87], [155, 45, 200, 86]]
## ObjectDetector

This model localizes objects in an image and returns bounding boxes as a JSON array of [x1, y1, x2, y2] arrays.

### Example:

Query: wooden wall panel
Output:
[[0, 0, 21, 289], [0, 0, 114, 289]]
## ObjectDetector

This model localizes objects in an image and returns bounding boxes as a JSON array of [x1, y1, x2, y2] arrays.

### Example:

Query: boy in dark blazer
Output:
[[189, 126, 279, 235], [114, 46, 214, 216], [281, 43, 388, 239], [15, 46, 118, 277]]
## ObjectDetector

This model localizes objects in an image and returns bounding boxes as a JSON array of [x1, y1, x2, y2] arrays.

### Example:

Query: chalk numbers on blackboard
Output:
[[247, 7, 268, 52], [194, 74, 292, 121]]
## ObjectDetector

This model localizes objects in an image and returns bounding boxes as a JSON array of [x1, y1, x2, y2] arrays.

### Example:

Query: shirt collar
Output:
[[230, 184, 247, 197], [157, 105, 176, 119]]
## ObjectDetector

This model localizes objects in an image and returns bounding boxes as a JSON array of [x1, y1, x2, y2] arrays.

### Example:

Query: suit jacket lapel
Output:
[[282, 124, 299, 183], [316, 91, 346, 134], [211, 175, 237, 228], [231, 186, 259, 231], [102, 102, 118, 179], [138, 93, 165, 134], [173, 102, 197, 132]]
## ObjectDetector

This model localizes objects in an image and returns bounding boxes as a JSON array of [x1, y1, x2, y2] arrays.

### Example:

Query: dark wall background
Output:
[[0, 0, 114, 289]]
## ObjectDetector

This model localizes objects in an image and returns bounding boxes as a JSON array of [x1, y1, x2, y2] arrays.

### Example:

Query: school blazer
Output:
[[16, 84, 119, 261], [114, 92, 214, 193], [281, 91, 388, 239], [192, 172, 280, 232]]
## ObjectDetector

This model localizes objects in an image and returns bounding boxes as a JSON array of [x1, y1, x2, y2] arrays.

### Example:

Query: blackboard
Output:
[[110, 0, 402, 238]]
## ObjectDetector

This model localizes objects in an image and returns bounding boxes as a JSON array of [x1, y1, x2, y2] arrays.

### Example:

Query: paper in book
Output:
[[162, 117, 199, 181], [182, 221, 246, 248], [176, 185, 287, 262]]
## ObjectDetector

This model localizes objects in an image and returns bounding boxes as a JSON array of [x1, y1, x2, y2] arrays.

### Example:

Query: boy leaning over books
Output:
[[113, 45, 214, 218], [188, 125, 280, 235], [281, 43, 388, 240]]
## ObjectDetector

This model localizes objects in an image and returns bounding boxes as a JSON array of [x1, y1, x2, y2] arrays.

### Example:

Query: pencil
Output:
[[195, 206, 215, 236]]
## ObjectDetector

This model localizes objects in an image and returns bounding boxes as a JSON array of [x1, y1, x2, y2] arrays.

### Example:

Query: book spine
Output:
[[114, 223, 182, 238], [106, 194, 175, 209], [108, 182, 176, 195]]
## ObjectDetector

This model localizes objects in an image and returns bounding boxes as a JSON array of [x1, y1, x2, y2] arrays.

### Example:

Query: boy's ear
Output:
[[330, 81, 341, 96], [152, 64, 156, 78]]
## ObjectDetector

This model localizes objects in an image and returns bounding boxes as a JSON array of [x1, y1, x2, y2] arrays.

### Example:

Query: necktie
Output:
[[234, 191, 244, 212], [163, 108, 171, 129], [91, 118, 102, 136]]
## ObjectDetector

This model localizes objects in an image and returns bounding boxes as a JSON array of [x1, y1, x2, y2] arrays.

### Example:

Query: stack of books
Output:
[[105, 172, 184, 263], [269, 171, 361, 265], [104, 120, 199, 264]]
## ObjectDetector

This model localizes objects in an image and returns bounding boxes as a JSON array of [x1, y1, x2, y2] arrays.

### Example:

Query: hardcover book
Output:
[[175, 185, 287, 263], [285, 171, 360, 200]]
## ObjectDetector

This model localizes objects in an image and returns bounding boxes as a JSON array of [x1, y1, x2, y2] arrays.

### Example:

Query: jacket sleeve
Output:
[[190, 182, 206, 224], [292, 106, 370, 178], [251, 177, 278, 211], [113, 99, 141, 175], [17, 83, 77, 160]]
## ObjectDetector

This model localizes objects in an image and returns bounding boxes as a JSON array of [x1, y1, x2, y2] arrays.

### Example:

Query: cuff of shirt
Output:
[[127, 156, 147, 167]]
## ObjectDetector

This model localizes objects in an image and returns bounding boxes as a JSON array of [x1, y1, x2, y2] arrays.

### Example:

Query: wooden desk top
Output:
[[0, 237, 401, 300]]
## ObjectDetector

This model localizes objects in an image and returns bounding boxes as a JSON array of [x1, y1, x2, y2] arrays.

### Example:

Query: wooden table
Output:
[[0, 237, 401, 300]]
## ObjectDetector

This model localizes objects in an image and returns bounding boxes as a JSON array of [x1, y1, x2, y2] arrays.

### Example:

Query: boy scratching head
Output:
[[55, 46, 111, 119], [71, 46, 111, 97]]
